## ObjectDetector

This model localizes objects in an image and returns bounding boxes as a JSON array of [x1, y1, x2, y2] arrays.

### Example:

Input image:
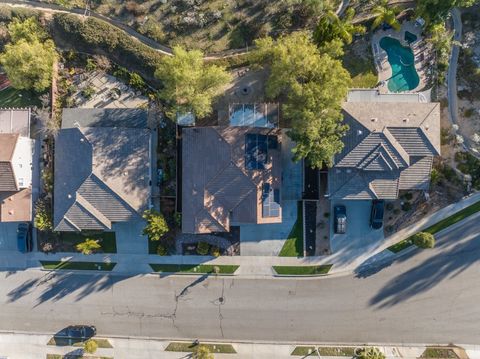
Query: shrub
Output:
[[196, 241, 210, 255], [412, 232, 435, 248], [142, 209, 169, 241], [193, 345, 213, 359], [174, 212, 182, 228], [403, 192, 413, 201], [356, 347, 385, 359], [83, 339, 97, 354], [156, 244, 167, 256], [81, 86, 95, 99], [76, 238, 101, 255], [401, 202, 412, 212], [34, 199, 53, 231], [210, 246, 221, 257]]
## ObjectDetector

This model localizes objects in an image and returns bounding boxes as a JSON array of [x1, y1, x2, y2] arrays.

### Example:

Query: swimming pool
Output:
[[379, 36, 420, 92]]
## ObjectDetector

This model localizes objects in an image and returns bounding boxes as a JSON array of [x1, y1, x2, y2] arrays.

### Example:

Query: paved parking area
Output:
[[0, 222, 19, 251], [330, 200, 384, 265], [113, 220, 148, 255]]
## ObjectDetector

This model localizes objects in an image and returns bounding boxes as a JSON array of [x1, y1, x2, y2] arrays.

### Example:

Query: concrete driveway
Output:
[[0, 222, 19, 251], [330, 200, 384, 258]]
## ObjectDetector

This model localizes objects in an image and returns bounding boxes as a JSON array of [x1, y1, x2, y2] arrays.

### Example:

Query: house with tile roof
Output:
[[182, 126, 283, 234], [53, 108, 152, 232], [0, 109, 33, 222], [328, 96, 440, 200]]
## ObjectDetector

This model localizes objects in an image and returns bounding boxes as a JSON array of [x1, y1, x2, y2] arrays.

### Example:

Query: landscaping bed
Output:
[[292, 346, 356, 357], [420, 347, 459, 359], [38, 231, 117, 254], [149, 264, 239, 274], [273, 265, 332, 276], [40, 261, 116, 271], [165, 341, 236, 354]]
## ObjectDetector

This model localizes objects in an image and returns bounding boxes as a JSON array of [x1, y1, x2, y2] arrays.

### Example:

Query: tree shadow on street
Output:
[[369, 219, 480, 309]]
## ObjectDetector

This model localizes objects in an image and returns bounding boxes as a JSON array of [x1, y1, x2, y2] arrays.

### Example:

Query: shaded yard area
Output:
[[0, 87, 42, 107], [149, 264, 239, 274], [342, 38, 377, 89], [40, 261, 116, 271], [38, 231, 117, 253], [278, 202, 303, 257]]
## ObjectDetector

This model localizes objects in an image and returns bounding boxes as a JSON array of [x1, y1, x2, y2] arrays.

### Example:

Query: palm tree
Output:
[[371, 0, 401, 31], [314, 8, 365, 46]]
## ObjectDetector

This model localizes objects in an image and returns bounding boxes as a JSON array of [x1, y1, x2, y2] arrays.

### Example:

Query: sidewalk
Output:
[[1, 192, 479, 278], [0, 331, 472, 359]]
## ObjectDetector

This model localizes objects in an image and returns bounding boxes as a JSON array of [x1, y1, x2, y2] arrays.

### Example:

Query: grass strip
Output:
[[47, 355, 112, 359], [279, 202, 303, 257], [150, 264, 239, 274], [291, 346, 317, 356], [388, 200, 480, 253], [40, 261, 116, 271], [72, 339, 113, 348], [165, 342, 236, 353], [420, 348, 458, 358], [273, 265, 332, 276], [318, 347, 356, 356]]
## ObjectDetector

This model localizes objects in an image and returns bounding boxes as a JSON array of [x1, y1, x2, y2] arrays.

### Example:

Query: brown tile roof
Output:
[[182, 127, 283, 234], [0, 188, 32, 222]]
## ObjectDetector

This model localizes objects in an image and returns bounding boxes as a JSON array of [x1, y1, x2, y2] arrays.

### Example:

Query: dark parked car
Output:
[[17, 223, 32, 253], [54, 325, 96, 345], [334, 205, 347, 234], [370, 200, 385, 229]]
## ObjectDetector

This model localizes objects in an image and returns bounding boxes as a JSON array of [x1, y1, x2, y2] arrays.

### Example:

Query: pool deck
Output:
[[371, 21, 433, 94]]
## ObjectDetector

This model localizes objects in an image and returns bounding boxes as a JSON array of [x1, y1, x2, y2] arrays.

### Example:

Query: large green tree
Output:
[[142, 209, 169, 241], [253, 32, 351, 168], [314, 8, 365, 48], [371, 0, 401, 31], [0, 17, 57, 92], [155, 46, 232, 119]]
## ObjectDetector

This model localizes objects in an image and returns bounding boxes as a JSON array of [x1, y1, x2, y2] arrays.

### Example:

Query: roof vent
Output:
[[80, 138, 84, 142], [357, 130, 363, 136], [8, 210, 13, 215], [425, 125, 429, 130], [123, 171, 128, 176], [403, 118, 409, 123], [67, 194, 72, 199], [371, 117, 378, 122]]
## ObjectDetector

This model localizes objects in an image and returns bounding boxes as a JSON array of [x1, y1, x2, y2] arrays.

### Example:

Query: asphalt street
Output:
[[1, 215, 480, 345]]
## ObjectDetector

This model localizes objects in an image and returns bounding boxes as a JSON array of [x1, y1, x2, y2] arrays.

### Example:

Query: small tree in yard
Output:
[[34, 199, 52, 232], [357, 347, 385, 359], [193, 345, 214, 359], [83, 339, 98, 354], [142, 209, 169, 241], [76, 238, 101, 255], [412, 232, 435, 249]]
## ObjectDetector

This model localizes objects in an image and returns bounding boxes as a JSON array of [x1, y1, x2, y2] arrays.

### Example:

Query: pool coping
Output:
[[371, 21, 431, 94]]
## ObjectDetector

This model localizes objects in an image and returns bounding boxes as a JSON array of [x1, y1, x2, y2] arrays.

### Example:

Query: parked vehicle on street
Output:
[[370, 200, 385, 229], [54, 325, 97, 345], [334, 205, 347, 234], [17, 223, 32, 253]]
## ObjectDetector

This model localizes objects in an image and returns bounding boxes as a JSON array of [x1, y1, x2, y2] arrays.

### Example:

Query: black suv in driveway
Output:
[[370, 200, 385, 229], [334, 205, 347, 234]]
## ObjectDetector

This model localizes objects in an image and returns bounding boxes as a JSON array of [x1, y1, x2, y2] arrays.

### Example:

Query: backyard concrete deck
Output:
[[371, 21, 432, 93]]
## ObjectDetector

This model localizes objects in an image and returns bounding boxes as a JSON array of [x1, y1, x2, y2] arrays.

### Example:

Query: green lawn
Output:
[[40, 261, 116, 271], [279, 202, 303, 257], [420, 348, 458, 358], [388, 200, 480, 253], [73, 338, 113, 348], [291, 346, 317, 356], [0, 87, 41, 107], [165, 342, 236, 353], [58, 231, 117, 253], [342, 48, 378, 89], [273, 265, 332, 276], [149, 264, 239, 274]]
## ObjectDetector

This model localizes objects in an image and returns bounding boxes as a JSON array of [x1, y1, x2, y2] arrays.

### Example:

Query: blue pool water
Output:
[[380, 36, 420, 92]]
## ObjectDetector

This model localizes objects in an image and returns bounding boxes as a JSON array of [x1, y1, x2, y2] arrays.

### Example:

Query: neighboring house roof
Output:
[[61, 108, 149, 129], [0, 109, 30, 137], [182, 127, 282, 234], [0, 109, 33, 222], [329, 102, 440, 200], [54, 125, 151, 231], [0, 133, 18, 192]]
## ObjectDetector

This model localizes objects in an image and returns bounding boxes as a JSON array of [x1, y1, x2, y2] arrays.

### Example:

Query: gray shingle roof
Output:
[[61, 108, 148, 129], [329, 101, 440, 200], [54, 124, 151, 232]]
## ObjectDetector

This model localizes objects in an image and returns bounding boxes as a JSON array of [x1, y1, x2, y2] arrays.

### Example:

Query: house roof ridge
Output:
[[75, 192, 112, 229]]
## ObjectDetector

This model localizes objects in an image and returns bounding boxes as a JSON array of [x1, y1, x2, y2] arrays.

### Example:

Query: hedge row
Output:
[[50, 13, 164, 87]]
